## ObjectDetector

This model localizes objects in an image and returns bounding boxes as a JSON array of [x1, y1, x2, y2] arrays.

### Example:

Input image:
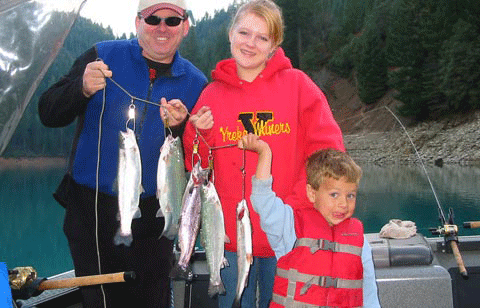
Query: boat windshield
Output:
[[0, 0, 86, 155]]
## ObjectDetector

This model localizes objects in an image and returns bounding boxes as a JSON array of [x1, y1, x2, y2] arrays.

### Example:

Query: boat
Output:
[[4, 1, 480, 308], [10, 230, 480, 307]]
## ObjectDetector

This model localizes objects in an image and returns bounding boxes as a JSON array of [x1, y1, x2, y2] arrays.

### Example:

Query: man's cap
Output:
[[138, 0, 187, 18]]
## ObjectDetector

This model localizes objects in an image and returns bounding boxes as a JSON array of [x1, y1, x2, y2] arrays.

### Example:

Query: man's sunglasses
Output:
[[143, 15, 186, 27]]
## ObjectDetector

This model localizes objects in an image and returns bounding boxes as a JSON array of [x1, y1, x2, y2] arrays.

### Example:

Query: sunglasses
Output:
[[143, 15, 185, 27]]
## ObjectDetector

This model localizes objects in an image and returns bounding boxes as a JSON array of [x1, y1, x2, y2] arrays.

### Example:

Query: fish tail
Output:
[[208, 281, 226, 298], [231, 296, 241, 308], [169, 263, 192, 281], [113, 229, 133, 247]]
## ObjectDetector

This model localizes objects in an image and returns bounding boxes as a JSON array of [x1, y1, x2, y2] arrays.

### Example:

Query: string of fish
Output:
[[188, 111, 253, 305], [103, 73, 253, 301]]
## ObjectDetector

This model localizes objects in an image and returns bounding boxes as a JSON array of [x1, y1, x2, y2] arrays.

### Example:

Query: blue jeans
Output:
[[218, 251, 277, 308]]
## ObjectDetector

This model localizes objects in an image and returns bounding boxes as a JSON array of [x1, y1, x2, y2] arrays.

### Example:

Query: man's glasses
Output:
[[143, 15, 185, 27]]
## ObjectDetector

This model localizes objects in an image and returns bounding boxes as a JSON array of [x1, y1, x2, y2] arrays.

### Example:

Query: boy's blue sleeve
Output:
[[250, 176, 296, 259], [362, 238, 382, 307], [1, 263, 13, 308]]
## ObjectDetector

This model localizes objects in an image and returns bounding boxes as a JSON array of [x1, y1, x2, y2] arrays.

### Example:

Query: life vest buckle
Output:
[[320, 276, 337, 288], [317, 239, 336, 252]]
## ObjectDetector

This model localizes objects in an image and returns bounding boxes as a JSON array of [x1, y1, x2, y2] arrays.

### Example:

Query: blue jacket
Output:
[[39, 39, 207, 197]]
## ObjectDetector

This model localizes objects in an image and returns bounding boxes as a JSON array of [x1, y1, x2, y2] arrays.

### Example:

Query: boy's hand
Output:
[[238, 133, 269, 154], [239, 134, 272, 179]]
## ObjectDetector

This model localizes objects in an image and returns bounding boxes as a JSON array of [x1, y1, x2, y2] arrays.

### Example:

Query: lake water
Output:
[[1, 164, 480, 277]]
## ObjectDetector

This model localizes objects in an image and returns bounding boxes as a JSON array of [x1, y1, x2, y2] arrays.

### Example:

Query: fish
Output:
[[156, 135, 187, 240], [200, 181, 228, 297], [232, 199, 253, 308], [170, 162, 209, 280], [114, 128, 142, 247]]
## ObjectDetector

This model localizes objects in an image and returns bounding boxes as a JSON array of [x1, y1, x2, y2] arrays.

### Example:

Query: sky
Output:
[[80, 0, 236, 37]]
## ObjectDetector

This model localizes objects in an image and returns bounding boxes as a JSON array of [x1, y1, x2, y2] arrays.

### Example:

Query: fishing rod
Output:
[[9, 266, 135, 300], [384, 106, 468, 279]]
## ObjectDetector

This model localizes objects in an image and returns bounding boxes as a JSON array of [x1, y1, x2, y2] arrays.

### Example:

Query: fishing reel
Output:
[[9, 267, 46, 300], [429, 224, 458, 238], [429, 208, 468, 279], [429, 208, 459, 239]]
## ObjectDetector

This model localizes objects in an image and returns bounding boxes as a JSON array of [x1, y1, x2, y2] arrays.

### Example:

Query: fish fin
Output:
[[221, 257, 229, 268], [113, 177, 118, 193], [132, 208, 141, 219], [224, 234, 231, 244], [199, 227, 206, 249], [155, 207, 164, 218], [161, 230, 177, 241], [208, 281, 226, 298], [113, 229, 133, 247]]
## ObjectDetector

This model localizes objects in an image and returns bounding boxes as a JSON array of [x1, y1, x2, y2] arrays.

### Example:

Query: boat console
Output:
[[367, 233, 453, 308]]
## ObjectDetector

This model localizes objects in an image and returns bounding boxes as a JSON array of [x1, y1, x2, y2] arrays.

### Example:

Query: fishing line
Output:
[[384, 106, 447, 223], [241, 148, 246, 201], [95, 78, 108, 308]]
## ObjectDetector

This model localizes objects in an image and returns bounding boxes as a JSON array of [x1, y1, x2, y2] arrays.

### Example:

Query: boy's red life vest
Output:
[[271, 207, 364, 307]]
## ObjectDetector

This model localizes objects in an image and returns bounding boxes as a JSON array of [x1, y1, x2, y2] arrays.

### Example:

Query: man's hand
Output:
[[82, 60, 112, 98], [189, 106, 213, 130], [160, 98, 188, 127]]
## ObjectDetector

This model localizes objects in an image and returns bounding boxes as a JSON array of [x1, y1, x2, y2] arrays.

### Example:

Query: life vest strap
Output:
[[272, 293, 364, 308], [277, 268, 363, 290], [295, 238, 362, 256]]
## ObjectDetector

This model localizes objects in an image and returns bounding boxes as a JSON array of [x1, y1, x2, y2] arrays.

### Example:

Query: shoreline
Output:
[[0, 157, 67, 170]]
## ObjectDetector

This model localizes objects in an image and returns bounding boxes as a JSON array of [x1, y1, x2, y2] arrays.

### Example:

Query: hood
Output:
[[211, 47, 292, 87]]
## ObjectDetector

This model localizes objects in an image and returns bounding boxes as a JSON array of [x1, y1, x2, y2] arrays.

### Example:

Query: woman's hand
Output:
[[189, 106, 214, 130]]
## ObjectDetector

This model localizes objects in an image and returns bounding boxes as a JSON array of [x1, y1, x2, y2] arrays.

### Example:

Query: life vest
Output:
[[271, 207, 364, 308]]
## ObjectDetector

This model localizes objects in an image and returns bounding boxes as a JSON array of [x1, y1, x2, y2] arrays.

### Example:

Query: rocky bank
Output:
[[314, 69, 480, 166]]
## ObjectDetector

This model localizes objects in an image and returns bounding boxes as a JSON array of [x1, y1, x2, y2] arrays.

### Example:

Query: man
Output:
[[38, 1, 207, 307]]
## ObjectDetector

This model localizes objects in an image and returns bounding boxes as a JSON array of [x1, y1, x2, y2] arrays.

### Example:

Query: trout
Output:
[[170, 162, 209, 280], [156, 135, 187, 240], [200, 181, 228, 297], [232, 199, 253, 308], [114, 128, 142, 247]]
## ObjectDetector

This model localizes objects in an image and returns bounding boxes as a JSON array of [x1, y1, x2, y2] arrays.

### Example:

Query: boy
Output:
[[239, 134, 381, 307]]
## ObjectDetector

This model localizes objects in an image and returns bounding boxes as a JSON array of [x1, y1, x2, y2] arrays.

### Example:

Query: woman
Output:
[[183, 1, 344, 306]]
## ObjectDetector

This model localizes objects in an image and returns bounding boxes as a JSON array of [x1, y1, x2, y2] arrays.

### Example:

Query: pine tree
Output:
[[439, 19, 480, 112], [357, 28, 388, 104]]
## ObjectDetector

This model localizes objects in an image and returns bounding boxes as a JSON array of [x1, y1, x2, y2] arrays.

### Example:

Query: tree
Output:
[[439, 19, 480, 112], [357, 28, 388, 104]]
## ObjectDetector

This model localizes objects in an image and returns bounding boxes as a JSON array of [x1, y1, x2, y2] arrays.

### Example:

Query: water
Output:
[[0, 166, 72, 277], [356, 164, 480, 235], [1, 164, 480, 277]]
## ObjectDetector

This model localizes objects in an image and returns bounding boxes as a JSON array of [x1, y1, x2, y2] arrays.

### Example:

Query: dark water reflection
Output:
[[356, 164, 480, 236], [1, 164, 480, 277]]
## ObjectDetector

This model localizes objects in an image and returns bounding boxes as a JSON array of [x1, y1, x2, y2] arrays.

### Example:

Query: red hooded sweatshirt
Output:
[[183, 48, 344, 257]]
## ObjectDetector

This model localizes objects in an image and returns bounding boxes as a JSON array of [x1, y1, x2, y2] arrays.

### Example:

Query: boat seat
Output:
[[366, 233, 434, 268]]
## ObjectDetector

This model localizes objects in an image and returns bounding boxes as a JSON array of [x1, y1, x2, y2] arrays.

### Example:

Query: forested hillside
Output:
[[3, 0, 479, 157]]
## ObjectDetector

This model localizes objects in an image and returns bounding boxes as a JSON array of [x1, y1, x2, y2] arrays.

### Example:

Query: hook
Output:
[[126, 101, 136, 131]]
